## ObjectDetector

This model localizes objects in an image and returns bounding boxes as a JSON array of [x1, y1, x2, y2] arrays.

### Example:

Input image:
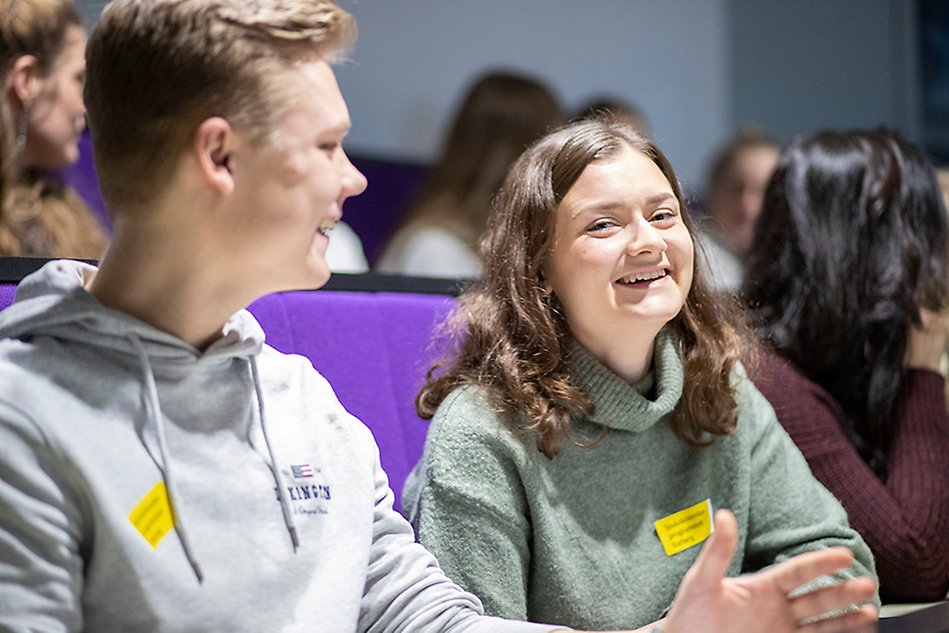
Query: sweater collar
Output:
[[568, 328, 684, 433]]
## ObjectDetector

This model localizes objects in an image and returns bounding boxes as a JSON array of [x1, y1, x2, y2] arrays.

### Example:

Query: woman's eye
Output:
[[651, 208, 677, 223], [319, 142, 339, 154], [587, 219, 616, 232]]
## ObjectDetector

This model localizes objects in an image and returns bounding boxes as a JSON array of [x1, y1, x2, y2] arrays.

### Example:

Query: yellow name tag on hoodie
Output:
[[129, 481, 174, 548], [654, 499, 714, 556]]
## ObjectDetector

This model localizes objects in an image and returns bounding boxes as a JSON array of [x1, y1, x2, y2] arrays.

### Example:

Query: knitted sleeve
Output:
[[734, 371, 879, 601], [754, 357, 949, 602], [353, 413, 557, 633], [408, 386, 535, 621]]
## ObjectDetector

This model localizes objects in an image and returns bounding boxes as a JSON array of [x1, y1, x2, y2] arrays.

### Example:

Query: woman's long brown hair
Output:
[[418, 118, 752, 458]]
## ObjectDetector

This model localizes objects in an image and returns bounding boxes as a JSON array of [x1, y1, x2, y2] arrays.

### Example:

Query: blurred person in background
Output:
[[0, 0, 107, 258], [744, 128, 949, 602], [697, 129, 778, 292], [325, 219, 369, 273], [573, 95, 649, 137], [376, 70, 563, 279]]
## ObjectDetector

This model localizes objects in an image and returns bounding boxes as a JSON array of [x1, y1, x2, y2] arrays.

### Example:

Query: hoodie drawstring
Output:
[[129, 334, 205, 584], [250, 356, 300, 551]]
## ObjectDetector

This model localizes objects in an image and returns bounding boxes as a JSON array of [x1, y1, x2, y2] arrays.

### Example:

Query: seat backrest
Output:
[[0, 283, 15, 311], [250, 290, 455, 511]]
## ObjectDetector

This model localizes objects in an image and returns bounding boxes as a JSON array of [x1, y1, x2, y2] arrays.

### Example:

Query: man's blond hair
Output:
[[84, 0, 355, 213]]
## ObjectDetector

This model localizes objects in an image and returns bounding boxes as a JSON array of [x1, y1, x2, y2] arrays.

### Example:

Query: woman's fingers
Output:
[[688, 509, 738, 586], [789, 577, 878, 623], [799, 604, 879, 633], [768, 547, 855, 595]]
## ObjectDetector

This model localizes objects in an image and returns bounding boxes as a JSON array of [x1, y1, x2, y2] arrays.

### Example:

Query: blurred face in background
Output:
[[21, 24, 87, 169], [707, 145, 779, 255]]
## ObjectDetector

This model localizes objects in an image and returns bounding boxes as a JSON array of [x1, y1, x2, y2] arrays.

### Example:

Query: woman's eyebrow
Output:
[[570, 192, 678, 220]]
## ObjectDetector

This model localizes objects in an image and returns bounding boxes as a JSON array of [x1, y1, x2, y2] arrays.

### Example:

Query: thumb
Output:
[[688, 509, 738, 586]]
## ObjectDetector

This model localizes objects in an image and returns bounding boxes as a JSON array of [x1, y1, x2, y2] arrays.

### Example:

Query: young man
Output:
[[0, 1, 876, 631]]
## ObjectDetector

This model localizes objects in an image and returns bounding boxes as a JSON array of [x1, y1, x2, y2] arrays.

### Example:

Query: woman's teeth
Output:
[[619, 270, 667, 284]]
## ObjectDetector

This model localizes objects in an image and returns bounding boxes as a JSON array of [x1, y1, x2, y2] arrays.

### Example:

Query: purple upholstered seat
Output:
[[250, 291, 454, 508], [0, 280, 454, 512], [249, 290, 454, 511], [0, 284, 15, 312]]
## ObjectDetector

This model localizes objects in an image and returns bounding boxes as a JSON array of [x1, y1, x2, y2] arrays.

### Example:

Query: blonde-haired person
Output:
[[404, 117, 879, 631], [0, 0, 106, 257], [0, 1, 876, 631]]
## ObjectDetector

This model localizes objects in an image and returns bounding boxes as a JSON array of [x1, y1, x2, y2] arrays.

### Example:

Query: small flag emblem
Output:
[[291, 464, 314, 479]]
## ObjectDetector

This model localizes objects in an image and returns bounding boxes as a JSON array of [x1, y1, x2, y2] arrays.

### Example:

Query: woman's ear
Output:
[[194, 117, 235, 197], [538, 266, 553, 296], [8, 55, 41, 108]]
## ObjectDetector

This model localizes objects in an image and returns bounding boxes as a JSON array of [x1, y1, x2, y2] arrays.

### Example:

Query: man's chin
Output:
[[269, 268, 331, 294], [308, 266, 332, 290]]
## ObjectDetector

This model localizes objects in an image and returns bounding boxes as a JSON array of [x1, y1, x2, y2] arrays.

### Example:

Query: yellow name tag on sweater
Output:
[[129, 481, 174, 548], [654, 499, 714, 556]]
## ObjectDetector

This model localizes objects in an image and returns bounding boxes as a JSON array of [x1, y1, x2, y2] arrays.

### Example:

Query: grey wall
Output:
[[74, 0, 919, 191], [76, 0, 106, 28], [333, 0, 730, 193], [729, 0, 920, 148]]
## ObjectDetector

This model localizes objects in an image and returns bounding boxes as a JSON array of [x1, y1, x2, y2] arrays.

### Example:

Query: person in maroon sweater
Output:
[[742, 128, 949, 603]]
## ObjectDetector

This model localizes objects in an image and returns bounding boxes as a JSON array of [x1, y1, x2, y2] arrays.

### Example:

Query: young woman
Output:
[[743, 128, 949, 602], [0, 0, 107, 257], [403, 118, 877, 631]]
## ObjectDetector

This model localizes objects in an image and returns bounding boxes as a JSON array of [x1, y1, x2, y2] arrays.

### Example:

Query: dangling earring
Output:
[[14, 111, 27, 156]]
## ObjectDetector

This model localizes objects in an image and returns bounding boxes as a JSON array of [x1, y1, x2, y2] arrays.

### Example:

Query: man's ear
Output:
[[194, 117, 236, 196], [8, 55, 41, 108]]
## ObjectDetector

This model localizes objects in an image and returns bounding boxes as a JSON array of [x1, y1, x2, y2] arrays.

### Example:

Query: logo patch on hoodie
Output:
[[129, 481, 174, 547], [280, 464, 332, 516]]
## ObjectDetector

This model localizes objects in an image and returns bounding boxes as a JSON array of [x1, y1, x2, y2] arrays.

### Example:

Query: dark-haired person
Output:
[[0, 0, 107, 257], [743, 128, 949, 602], [404, 117, 879, 631], [0, 1, 878, 631]]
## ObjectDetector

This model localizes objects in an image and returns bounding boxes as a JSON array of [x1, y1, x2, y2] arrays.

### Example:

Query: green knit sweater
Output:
[[404, 331, 878, 630]]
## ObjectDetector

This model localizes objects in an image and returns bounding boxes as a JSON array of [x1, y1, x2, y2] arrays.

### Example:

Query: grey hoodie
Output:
[[0, 260, 556, 633]]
